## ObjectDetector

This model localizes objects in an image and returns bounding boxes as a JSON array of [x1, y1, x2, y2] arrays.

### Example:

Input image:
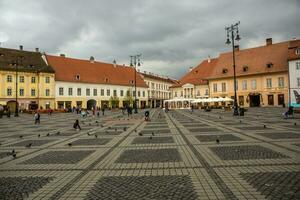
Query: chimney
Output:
[[113, 59, 117, 67], [208, 55, 211, 63], [60, 54, 65, 57], [35, 48, 39, 52], [90, 56, 94, 63], [234, 45, 239, 51], [19, 45, 23, 50], [266, 38, 272, 46]]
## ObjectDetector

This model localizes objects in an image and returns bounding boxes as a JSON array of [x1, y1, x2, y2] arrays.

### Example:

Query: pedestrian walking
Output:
[[73, 119, 81, 130], [34, 111, 40, 125], [102, 107, 105, 116]]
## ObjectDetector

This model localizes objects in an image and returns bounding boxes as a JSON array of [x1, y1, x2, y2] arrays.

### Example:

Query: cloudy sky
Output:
[[0, 0, 299, 79]]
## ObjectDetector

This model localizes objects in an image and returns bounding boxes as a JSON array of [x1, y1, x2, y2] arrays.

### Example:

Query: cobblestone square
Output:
[[131, 136, 174, 144]]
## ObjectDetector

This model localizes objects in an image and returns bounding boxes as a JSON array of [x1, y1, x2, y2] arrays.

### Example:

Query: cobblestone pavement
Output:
[[0, 108, 299, 199]]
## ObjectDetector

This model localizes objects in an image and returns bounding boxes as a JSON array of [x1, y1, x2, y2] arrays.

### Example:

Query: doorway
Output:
[[268, 95, 274, 106], [249, 94, 260, 107], [278, 94, 284, 106], [87, 99, 96, 110]]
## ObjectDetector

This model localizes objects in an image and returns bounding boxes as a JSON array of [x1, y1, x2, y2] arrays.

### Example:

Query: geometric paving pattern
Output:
[[0, 177, 53, 199], [210, 145, 289, 160], [84, 175, 198, 200], [131, 136, 174, 144], [241, 172, 300, 200], [195, 134, 242, 142], [257, 132, 300, 139], [21, 150, 95, 164], [0, 152, 12, 159], [70, 138, 111, 146], [116, 149, 182, 163], [8, 140, 55, 147]]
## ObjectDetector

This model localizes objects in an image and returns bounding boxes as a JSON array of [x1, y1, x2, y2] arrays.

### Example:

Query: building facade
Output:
[[45, 54, 148, 110], [287, 39, 300, 108], [139, 71, 177, 108], [0, 46, 55, 112]]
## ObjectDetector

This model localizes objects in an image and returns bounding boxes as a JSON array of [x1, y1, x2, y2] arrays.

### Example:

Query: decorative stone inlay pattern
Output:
[[188, 127, 220, 132], [85, 175, 198, 200], [0, 177, 53, 199], [8, 140, 55, 147], [71, 138, 111, 146], [241, 172, 300, 200], [257, 132, 300, 139], [21, 150, 94, 164], [196, 134, 242, 142], [140, 129, 171, 134], [116, 149, 182, 163], [131, 136, 174, 144], [210, 145, 289, 160]]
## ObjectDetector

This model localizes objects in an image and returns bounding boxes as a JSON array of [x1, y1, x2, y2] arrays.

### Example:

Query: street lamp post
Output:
[[225, 21, 241, 116], [14, 56, 24, 117], [130, 54, 142, 114]]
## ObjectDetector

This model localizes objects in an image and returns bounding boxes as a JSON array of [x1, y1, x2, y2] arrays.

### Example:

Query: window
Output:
[[45, 76, 50, 83], [181, 91, 183, 97], [205, 89, 209, 95], [242, 80, 247, 90], [86, 88, 90, 96], [133, 91, 136, 97], [19, 76, 24, 83], [45, 89, 50, 96], [120, 90, 124, 96], [251, 79, 257, 90], [197, 90, 200, 96], [113, 90, 117, 96], [107, 89, 110, 96], [266, 78, 272, 88], [19, 88, 24, 96], [266, 63, 273, 68], [31, 77, 36, 83], [93, 89, 97, 96], [59, 87, 64, 95], [221, 82, 226, 92], [297, 78, 300, 87], [278, 77, 284, 88], [31, 89, 36, 96], [222, 68, 228, 74], [7, 88, 12, 96], [296, 48, 300, 55], [142, 91, 145, 97], [77, 88, 81, 96], [100, 89, 104, 96], [238, 95, 244, 106], [75, 74, 80, 80], [138, 91, 140, 97], [296, 61, 300, 70], [213, 83, 218, 92], [7, 75, 12, 82], [243, 66, 248, 72], [68, 88, 73, 96], [174, 92, 177, 97], [127, 90, 130, 96]]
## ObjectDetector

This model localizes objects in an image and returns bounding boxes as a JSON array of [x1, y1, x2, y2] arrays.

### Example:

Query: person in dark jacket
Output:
[[73, 119, 81, 130]]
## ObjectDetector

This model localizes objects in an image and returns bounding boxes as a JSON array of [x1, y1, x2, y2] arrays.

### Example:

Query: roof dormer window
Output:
[[266, 62, 273, 68], [222, 68, 228, 74], [296, 48, 300, 55], [75, 74, 80, 80], [243, 65, 249, 72], [194, 70, 198, 74], [105, 77, 109, 83]]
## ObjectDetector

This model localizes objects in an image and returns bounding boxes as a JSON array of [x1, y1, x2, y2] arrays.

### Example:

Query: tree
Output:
[[109, 96, 119, 109], [124, 89, 134, 107]]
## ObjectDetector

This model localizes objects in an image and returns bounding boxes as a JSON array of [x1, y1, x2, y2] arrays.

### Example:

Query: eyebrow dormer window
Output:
[[296, 48, 300, 55], [222, 68, 228, 74], [243, 65, 249, 72], [75, 74, 80, 80], [266, 62, 273, 68], [105, 78, 109, 83], [194, 70, 198, 74]]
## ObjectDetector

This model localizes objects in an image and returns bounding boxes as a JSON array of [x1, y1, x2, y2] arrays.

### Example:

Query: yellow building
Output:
[[0, 46, 55, 112]]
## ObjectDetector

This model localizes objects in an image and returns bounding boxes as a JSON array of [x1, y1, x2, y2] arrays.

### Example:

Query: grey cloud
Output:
[[0, 0, 299, 79]]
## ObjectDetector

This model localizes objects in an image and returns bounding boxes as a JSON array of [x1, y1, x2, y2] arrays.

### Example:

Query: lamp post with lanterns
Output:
[[14, 56, 24, 117], [225, 21, 241, 116], [130, 54, 142, 114]]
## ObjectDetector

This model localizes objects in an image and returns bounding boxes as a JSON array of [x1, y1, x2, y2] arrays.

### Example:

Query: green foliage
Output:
[[124, 89, 133, 107], [109, 96, 119, 108]]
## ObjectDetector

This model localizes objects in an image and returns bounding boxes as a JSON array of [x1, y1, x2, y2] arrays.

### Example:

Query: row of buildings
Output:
[[0, 37, 299, 111], [0, 46, 177, 111], [170, 38, 300, 108]]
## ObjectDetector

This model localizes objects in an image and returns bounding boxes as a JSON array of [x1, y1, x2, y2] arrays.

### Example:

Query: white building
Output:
[[288, 39, 300, 108]]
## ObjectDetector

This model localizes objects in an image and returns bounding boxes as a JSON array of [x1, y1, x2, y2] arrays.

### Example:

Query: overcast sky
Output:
[[0, 0, 299, 79]]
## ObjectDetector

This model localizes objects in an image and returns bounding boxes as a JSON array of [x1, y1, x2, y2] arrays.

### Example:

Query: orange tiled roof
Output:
[[170, 58, 217, 88], [139, 72, 178, 84], [207, 41, 289, 79], [45, 55, 148, 87], [288, 39, 300, 61]]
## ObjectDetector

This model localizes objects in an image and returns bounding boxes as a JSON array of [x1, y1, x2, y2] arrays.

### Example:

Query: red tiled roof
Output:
[[139, 72, 178, 84], [288, 39, 300, 61], [207, 41, 289, 79], [170, 58, 217, 88], [45, 55, 148, 87]]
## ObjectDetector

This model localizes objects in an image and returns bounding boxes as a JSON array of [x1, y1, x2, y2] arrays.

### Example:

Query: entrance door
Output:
[[268, 95, 274, 106], [87, 99, 96, 110], [278, 94, 284, 105], [249, 95, 260, 107]]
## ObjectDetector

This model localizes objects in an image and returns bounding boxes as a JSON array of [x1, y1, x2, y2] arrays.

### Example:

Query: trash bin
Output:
[[239, 108, 245, 116]]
